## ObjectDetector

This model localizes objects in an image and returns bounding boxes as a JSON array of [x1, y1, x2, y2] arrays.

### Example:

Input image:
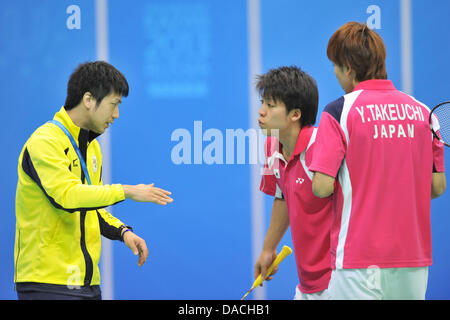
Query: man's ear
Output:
[[344, 64, 356, 79], [345, 65, 359, 88], [82, 92, 96, 110], [291, 109, 302, 123]]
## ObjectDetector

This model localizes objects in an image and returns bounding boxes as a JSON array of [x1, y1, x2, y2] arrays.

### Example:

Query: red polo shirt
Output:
[[260, 126, 332, 294], [309, 80, 445, 270]]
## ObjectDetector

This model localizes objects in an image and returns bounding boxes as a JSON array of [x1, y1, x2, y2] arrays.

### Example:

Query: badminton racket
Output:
[[429, 101, 450, 147], [241, 245, 292, 300]]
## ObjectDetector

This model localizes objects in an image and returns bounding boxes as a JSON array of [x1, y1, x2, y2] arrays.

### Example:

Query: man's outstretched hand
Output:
[[123, 183, 173, 205]]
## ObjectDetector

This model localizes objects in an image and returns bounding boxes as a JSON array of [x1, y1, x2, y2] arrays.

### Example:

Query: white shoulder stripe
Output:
[[403, 92, 435, 140], [299, 127, 317, 181], [340, 90, 363, 144], [334, 90, 362, 269]]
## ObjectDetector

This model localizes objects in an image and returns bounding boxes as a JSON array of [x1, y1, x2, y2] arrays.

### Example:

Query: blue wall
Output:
[[412, 0, 450, 300], [1, 0, 449, 300]]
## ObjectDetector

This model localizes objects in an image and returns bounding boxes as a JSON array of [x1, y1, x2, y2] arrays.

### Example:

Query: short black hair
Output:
[[256, 66, 319, 127], [64, 61, 129, 110]]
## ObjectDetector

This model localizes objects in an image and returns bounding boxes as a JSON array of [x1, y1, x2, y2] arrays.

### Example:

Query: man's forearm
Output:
[[312, 172, 335, 198], [431, 172, 446, 199], [262, 198, 290, 251], [122, 185, 133, 199]]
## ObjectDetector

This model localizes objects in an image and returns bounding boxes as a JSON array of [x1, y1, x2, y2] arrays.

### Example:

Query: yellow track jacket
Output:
[[15, 107, 126, 287]]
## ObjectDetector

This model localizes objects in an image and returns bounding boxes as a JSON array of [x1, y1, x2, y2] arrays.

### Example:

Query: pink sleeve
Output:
[[309, 112, 347, 178], [260, 137, 282, 198], [260, 174, 277, 196]]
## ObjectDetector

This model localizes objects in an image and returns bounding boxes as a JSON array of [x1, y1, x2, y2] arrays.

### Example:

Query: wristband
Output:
[[121, 229, 132, 241], [119, 225, 133, 242]]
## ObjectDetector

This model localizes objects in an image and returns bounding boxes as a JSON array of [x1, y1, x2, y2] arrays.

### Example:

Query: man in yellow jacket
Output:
[[14, 61, 173, 300]]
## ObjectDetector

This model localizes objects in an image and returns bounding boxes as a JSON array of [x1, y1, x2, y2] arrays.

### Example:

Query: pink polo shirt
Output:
[[260, 126, 332, 294], [309, 80, 445, 270]]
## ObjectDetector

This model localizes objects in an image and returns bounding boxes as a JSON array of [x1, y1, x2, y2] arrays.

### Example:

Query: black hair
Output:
[[64, 61, 129, 110], [256, 66, 318, 126]]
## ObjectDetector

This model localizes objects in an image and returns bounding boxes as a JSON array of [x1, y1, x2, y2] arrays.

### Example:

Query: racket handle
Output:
[[252, 245, 292, 288]]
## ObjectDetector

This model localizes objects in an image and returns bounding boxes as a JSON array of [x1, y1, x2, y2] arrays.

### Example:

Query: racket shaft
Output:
[[241, 289, 252, 300]]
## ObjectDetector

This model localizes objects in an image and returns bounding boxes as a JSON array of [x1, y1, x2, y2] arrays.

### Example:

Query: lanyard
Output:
[[48, 120, 92, 185]]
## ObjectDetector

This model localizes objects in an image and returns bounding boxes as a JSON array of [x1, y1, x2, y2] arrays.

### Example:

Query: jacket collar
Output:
[[53, 106, 100, 143]]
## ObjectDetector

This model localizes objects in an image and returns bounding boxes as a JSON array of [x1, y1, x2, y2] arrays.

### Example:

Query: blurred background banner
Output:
[[1, 0, 449, 300]]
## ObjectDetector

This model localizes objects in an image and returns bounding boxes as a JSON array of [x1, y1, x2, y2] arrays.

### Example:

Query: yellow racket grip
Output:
[[252, 245, 293, 288]]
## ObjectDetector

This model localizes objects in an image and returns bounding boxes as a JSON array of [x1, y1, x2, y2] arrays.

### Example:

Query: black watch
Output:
[[119, 225, 133, 242]]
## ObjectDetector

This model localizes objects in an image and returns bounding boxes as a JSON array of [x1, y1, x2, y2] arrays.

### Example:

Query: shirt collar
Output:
[[53, 106, 100, 143], [292, 125, 315, 157], [276, 125, 315, 163], [353, 79, 396, 92]]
